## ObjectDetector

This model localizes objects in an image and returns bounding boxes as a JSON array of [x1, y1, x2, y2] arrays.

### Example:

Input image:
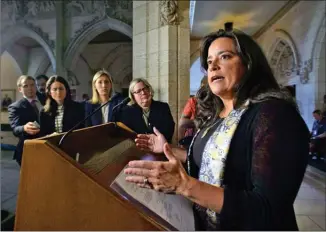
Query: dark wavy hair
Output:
[[195, 28, 287, 129], [44, 75, 72, 116]]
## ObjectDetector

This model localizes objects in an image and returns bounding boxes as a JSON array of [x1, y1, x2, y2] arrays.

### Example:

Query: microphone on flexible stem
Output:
[[58, 97, 130, 147], [111, 97, 131, 113]]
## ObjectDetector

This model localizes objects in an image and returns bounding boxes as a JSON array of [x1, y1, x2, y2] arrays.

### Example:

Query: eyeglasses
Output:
[[51, 87, 65, 92], [133, 86, 149, 95]]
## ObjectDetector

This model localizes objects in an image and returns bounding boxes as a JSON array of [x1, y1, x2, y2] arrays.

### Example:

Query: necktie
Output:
[[30, 100, 39, 118]]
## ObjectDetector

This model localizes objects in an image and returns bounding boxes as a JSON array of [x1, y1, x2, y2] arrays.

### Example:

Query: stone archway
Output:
[[267, 29, 301, 85], [64, 17, 132, 72], [0, 24, 56, 71], [311, 16, 326, 109]]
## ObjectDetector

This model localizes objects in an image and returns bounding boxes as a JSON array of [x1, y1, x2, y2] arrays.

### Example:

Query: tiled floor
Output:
[[1, 148, 325, 230], [295, 165, 326, 230], [1, 150, 19, 214]]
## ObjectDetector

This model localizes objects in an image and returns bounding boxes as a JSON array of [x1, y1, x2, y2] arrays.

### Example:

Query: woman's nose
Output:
[[210, 61, 220, 71]]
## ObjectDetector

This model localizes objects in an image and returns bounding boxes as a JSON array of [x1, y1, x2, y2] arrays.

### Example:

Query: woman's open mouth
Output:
[[211, 75, 225, 82]]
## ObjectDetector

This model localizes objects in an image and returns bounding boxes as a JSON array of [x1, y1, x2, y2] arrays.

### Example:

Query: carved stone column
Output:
[[55, 0, 66, 76], [133, 0, 190, 143]]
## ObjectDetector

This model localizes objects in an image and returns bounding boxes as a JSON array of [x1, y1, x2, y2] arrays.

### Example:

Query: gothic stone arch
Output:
[[64, 17, 132, 72], [0, 24, 56, 72]]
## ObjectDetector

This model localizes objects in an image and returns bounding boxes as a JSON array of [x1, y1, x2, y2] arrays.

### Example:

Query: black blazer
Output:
[[84, 93, 124, 127], [190, 100, 310, 230], [8, 98, 41, 164], [40, 101, 85, 136], [36, 91, 47, 105], [114, 100, 175, 142]]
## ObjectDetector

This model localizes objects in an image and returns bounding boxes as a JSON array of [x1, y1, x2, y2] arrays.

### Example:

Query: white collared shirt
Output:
[[101, 103, 109, 123], [55, 105, 64, 133]]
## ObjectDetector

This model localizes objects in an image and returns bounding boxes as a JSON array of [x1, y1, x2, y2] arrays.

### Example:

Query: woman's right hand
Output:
[[135, 127, 167, 154]]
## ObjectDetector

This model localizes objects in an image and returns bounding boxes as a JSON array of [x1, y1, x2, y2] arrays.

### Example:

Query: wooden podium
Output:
[[14, 122, 169, 231]]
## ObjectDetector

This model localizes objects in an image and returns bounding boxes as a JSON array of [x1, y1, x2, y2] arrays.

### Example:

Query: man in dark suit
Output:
[[35, 74, 48, 105], [8, 75, 42, 166]]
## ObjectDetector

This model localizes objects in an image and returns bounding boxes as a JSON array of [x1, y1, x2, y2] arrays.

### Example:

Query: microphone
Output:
[[58, 97, 130, 147], [111, 97, 131, 113]]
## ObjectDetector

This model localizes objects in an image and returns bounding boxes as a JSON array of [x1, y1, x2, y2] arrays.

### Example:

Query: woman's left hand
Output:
[[124, 143, 189, 194]]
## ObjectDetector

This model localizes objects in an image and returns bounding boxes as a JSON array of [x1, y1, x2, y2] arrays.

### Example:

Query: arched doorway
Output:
[[190, 57, 206, 96], [67, 22, 132, 100], [64, 17, 132, 72]]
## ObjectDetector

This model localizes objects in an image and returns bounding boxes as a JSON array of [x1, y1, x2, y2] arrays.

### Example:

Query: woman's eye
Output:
[[207, 60, 212, 65], [221, 54, 231, 60]]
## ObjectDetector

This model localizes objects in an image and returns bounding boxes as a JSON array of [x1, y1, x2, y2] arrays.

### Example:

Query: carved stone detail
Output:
[[1, 0, 24, 22], [1, 0, 56, 22], [73, 16, 101, 41], [271, 39, 299, 81], [1, 1, 132, 26], [64, 0, 132, 25], [299, 59, 313, 84], [26, 1, 55, 17], [159, 0, 181, 26], [24, 21, 55, 50]]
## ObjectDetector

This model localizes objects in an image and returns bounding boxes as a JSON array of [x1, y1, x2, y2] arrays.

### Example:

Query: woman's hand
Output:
[[124, 143, 190, 194], [135, 127, 167, 154]]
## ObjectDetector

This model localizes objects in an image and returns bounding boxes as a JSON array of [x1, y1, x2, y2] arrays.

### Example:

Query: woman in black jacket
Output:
[[114, 78, 175, 143], [123, 25, 310, 230], [40, 75, 84, 136]]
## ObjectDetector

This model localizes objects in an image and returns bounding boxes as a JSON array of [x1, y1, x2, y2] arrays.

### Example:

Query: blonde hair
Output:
[[90, 70, 114, 104], [128, 78, 154, 105], [17, 75, 34, 87]]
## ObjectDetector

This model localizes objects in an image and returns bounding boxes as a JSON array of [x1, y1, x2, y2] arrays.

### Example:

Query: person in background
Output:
[[35, 74, 49, 105], [114, 78, 175, 143], [85, 70, 124, 127], [82, 93, 90, 102], [8, 75, 42, 166], [178, 76, 208, 148], [124, 26, 309, 230], [39, 75, 84, 136], [1, 94, 12, 110], [310, 109, 326, 160]]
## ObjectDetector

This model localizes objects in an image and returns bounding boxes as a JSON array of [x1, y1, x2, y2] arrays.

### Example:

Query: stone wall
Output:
[[256, 0, 325, 129]]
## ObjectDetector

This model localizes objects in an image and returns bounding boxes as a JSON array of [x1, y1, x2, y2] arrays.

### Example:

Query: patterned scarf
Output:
[[197, 100, 250, 224]]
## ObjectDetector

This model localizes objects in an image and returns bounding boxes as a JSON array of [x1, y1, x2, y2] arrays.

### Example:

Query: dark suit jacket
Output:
[[8, 98, 41, 164], [114, 100, 175, 143], [36, 91, 47, 105], [39, 101, 85, 136], [84, 93, 124, 127]]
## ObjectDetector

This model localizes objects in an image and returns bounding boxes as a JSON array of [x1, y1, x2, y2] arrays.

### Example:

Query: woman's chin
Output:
[[211, 88, 225, 97]]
